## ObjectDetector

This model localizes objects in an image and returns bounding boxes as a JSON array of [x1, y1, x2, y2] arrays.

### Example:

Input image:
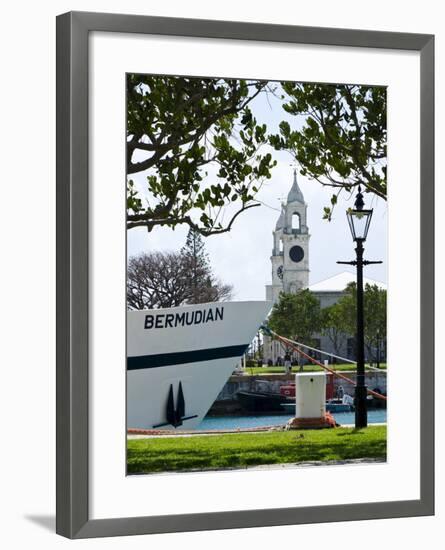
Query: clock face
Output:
[[289, 245, 304, 263], [277, 265, 284, 279]]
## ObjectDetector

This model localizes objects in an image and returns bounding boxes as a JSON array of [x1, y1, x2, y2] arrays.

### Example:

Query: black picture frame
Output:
[[56, 11, 434, 539]]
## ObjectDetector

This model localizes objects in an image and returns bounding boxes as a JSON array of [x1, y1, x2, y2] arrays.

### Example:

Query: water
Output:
[[199, 409, 386, 431]]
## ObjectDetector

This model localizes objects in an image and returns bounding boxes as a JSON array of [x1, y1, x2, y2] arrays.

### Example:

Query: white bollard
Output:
[[294, 372, 326, 419]]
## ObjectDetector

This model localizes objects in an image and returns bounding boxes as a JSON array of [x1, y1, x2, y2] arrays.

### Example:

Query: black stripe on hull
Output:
[[127, 344, 249, 371]]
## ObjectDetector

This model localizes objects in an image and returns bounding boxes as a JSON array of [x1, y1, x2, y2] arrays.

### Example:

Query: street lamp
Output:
[[338, 186, 382, 428], [346, 190, 373, 241]]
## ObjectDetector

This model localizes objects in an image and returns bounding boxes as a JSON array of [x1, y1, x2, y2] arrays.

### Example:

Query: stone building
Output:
[[263, 171, 386, 365]]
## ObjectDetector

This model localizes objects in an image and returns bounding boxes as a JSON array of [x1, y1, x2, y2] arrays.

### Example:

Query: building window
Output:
[[292, 212, 301, 231], [279, 238, 283, 252]]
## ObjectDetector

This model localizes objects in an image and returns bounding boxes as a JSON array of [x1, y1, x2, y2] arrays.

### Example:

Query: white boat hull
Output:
[[127, 301, 271, 431]]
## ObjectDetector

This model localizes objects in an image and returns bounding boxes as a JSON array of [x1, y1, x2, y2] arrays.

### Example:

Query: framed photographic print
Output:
[[56, 11, 434, 539]]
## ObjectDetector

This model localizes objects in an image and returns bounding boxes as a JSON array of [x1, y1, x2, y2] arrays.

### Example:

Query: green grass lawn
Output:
[[127, 426, 386, 474], [245, 363, 386, 375]]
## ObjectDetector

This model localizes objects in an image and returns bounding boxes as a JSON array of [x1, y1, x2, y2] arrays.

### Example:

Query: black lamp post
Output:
[[338, 186, 382, 428]]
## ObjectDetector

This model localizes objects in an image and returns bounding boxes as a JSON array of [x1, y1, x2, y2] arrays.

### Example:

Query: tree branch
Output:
[[127, 203, 260, 235]]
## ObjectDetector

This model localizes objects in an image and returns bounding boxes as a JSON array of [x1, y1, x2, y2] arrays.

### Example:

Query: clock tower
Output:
[[264, 170, 310, 364], [266, 170, 310, 304]]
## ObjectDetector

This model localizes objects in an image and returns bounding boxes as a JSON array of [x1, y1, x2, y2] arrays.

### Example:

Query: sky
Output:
[[127, 82, 387, 302]]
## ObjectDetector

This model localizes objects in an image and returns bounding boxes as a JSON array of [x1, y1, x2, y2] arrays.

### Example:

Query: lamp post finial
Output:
[[355, 185, 365, 211]]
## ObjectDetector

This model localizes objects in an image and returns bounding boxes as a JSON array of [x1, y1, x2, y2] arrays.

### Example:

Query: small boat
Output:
[[325, 398, 354, 413], [235, 380, 293, 412], [280, 395, 355, 414], [235, 390, 291, 412]]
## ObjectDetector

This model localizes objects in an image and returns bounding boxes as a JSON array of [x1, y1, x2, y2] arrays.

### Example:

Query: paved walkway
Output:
[[241, 457, 386, 470], [128, 457, 386, 476]]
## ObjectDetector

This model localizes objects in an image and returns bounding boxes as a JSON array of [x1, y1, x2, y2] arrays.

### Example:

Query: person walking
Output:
[[284, 350, 292, 376]]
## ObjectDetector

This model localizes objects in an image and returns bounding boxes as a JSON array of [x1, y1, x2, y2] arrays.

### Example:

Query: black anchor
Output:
[[153, 382, 198, 429]]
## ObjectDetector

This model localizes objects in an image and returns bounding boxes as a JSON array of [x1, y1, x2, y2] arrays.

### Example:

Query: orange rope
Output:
[[275, 333, 387, 401]]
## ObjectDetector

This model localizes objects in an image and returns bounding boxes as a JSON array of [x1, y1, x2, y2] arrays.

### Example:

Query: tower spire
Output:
[[287, 169, 305, 204]]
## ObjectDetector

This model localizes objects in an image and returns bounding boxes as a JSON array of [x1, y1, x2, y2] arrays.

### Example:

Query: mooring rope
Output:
[[262, 327, 387, 401], [269, 333, 383, 372]]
